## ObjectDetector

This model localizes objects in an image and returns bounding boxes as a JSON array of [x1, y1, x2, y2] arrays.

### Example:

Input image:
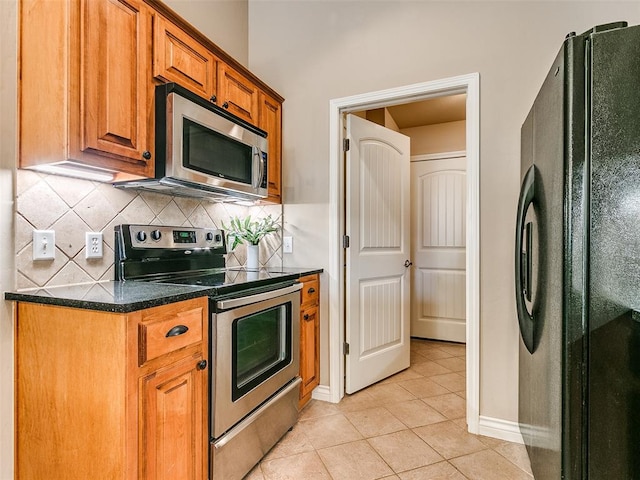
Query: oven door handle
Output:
[[216, 283, 303, 310]]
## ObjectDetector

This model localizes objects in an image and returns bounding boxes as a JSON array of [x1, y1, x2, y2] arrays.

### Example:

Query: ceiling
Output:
[[386, 93, 467, 128]]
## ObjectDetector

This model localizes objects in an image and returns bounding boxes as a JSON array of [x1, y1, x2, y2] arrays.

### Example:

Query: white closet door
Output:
[[411, 156, 467, 342]]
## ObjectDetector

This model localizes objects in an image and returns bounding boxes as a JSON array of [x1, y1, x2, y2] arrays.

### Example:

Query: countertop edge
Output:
[[4, 288, 211, 314], [4, 268, 323, 313]]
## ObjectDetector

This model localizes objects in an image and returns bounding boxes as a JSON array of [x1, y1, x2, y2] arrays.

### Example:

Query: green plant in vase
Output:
[[222, 215, 279, 269]]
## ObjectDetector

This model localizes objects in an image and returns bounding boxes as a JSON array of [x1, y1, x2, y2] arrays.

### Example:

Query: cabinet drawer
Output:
[[300, 275, 319, 306], [139, 306, 204, 365]]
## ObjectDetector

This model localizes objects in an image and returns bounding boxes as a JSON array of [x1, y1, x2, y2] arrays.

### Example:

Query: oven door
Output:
[[212, 284, 301, 439]]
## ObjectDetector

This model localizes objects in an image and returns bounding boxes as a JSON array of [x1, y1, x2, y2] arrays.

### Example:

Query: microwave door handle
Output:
[[261, 149, 267, 187], [253, 148, 263, 189]]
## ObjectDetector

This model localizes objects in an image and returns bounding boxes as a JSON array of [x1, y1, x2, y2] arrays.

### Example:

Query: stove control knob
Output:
[[136, 231, 147, 242], [206, 232, 214, 242], [151, 230, 162, 241], [215, 233, 222, 243]]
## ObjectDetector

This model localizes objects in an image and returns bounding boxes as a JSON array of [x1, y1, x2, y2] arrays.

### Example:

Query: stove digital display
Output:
[[173, 230, 197, 243]]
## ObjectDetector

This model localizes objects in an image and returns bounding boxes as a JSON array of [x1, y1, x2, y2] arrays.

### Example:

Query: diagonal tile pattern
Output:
[[247, 339, 533, 480], [15, 170, 283, 289]]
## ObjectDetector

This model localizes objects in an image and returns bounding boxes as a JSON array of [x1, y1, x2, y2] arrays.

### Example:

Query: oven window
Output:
[[183, 118, 253, 185], [232, 303, 292, 401]]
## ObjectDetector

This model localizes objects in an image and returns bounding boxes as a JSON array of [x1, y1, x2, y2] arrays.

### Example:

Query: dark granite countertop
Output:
[[4, 268, 323, 313]]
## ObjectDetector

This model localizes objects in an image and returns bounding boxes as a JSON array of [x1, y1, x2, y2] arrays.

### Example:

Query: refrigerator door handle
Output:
[[515, 165, 536, 354], [524, 221, 533, 302]]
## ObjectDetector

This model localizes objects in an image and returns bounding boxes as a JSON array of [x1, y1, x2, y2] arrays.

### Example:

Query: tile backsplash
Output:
[[15, 170, 283, 290]]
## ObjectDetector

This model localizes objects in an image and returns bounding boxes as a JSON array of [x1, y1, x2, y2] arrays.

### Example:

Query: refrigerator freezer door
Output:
[[518, 44, 565, 480], [587, 24, 640, 479]]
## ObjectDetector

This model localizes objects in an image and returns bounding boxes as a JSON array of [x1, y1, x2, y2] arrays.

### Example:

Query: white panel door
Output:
[[345, 114, 411, 394], [410, 156, 467, 342]]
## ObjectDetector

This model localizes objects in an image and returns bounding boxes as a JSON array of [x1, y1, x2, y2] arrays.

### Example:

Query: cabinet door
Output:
[[259, 91, 282, 203], [82, 0, 154, 175], [217, 63, 259, 125], [300, 305, 320, 403], [140, 354, 207, 480], [153, 14, 217, 100]]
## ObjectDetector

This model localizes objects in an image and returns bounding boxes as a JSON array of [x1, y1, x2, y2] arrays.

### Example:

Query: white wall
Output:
[[0, 0, 16, 476], [164, 0, 249, 66], [247, 1, 640, 422], [403, 120, 466, 156]]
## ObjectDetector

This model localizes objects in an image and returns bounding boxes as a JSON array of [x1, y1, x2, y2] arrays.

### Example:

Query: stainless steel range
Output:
[[115, 224, 302, 480]]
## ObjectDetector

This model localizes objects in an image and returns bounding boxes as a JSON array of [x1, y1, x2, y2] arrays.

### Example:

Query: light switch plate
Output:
[[85, 232, 103, 259], [283, 236, 293, 254], [33, 230, 55, 260]]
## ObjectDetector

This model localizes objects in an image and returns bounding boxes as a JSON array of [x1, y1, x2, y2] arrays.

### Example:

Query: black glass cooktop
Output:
[[152, 268, 300, 296]]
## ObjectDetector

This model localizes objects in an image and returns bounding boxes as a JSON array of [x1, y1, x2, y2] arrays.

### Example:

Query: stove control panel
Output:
[[127, 225, 225, 250]]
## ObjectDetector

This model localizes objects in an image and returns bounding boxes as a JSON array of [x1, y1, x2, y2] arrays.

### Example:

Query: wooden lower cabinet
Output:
[[141, 352, 206, 480], [15, 297, 208, 480], [299, 274, 320, 408]]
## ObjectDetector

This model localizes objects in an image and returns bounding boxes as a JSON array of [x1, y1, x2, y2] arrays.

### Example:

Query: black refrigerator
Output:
[[516, 22, 640, 480]]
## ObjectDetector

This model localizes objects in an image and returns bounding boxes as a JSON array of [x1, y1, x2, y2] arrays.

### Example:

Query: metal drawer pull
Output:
[[307, 287, 316, 294], [166, 324, 189, 337], [196, 360, 208, 371], [304, 313, 311, 321]]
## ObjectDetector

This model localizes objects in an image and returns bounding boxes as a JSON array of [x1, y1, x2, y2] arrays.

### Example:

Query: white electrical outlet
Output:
[[283, 236, 293, 254], [33, 230, 55, 260], [85, 232, 103, 259]]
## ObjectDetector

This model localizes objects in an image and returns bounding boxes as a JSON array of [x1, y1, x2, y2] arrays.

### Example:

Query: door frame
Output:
[[325, 73, 481, 434]]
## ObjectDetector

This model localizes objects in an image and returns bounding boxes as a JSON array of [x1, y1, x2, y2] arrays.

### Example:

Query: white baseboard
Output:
[[478, 415, 524, 444], [310, 385, 333, 403]]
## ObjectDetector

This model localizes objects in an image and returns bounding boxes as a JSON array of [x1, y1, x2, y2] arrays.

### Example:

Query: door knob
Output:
[[404, 260, 413, 267]]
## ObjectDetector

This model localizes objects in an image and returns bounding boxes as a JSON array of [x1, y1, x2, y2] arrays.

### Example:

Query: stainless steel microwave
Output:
[[114, 83, 268, 201]]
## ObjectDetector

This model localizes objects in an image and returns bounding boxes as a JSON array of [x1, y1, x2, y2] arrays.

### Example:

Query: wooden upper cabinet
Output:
[[20, 0, 283, 184], [217, 63, 260, 125], [152, 13, 217, 100], [259, 91, 282, 203], [82, 0, 154, 173], [19, 0, 154, 181]]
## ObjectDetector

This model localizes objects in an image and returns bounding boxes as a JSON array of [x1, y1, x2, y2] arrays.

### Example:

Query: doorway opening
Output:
[[354, 98, 468, 345], [324, 73, 480, 434]]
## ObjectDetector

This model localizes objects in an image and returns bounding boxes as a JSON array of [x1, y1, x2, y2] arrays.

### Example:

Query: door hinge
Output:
[[343, 138, 350, 152], [343, 235, 350, 248], [344, 342, 350, 355]]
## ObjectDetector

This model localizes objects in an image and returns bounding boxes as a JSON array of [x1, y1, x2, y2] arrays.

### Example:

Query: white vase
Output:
[[246, 244, 259, 270]]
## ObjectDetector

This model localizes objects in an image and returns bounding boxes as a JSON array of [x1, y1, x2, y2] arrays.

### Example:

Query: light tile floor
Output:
[[245, 338, 533, 480]]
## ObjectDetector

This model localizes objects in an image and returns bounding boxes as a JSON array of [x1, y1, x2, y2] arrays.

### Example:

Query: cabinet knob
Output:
[[304, 313, 311, 321], [142, 150, 152, 160], [222, 102, 229, 109], [209, 95, 217, 103], [307, 287, 316, 294], [197, 360, 208, 371]]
